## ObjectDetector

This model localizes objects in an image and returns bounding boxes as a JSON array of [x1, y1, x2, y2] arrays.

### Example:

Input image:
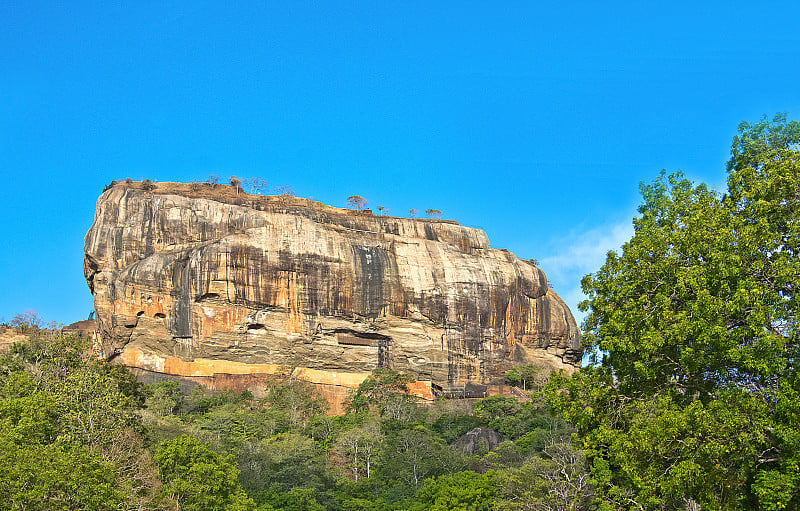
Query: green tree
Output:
[[306, 415, 337, 449], [155, 434, 255, 511], [473, 395, 530, 440], [239, 432, 329, 494], [332, 420, 383, 481], [0, 440, 126, 511], [230, 176, 242, 193], [347, 368, 415, 415], [0, 391, 60, 445], [145, 380, 182, 417], [1, 336, 162, 507], [547, 115, 800, 509], [377, 426, 464, 495], [407, 471, 499, 511], [347, 195, 368, 211], [257, 488, 324, 511], [494, 442, 592, 511], [430, 412, 482, 444], [55, 363, 140, 447], [0, 357, 136, 510], [504, 363, 550, 392], [262, 379, 328, 428]]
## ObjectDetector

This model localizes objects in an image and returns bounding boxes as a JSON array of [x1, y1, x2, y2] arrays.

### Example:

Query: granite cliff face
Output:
[[84, 183, 581, 399]]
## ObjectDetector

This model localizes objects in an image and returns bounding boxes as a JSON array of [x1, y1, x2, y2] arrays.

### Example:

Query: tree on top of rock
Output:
[[229, 176, 241, 194], [243, 177, 267, 195], [347, 195, 368, 211]]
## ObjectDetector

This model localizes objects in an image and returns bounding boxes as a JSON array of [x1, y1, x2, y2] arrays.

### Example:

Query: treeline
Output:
[[0, 333, 590, 510]]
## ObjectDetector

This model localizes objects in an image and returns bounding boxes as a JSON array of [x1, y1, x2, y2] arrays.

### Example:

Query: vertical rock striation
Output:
[[84, 183, 581, 397]]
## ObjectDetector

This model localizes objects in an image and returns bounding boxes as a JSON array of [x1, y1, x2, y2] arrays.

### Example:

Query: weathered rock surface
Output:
[[63, 319, 97, 339], [453, 427, 503, 454], [0, 326, 29, 354], [84, 183, 581, 397]]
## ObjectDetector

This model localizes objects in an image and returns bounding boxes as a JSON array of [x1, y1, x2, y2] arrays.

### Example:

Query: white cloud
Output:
[[538, 219, 634, 327]]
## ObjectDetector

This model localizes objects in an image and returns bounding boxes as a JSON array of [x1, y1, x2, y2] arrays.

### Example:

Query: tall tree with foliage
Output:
[[347, 195, 368, 211], [546, 114, 800, 509], [155, 434, 255, 511], [0, 336, 151, 509], [347, 368, 415, 416]]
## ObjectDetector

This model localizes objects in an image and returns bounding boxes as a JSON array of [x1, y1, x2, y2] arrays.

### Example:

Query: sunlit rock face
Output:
[[84, 183, 581, 396]]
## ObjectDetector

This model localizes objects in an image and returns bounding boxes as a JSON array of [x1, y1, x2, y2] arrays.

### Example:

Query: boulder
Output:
[[453, 427, 503, 455]]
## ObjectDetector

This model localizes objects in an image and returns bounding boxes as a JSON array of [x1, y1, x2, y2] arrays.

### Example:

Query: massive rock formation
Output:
[[84, 183, 581, 401]]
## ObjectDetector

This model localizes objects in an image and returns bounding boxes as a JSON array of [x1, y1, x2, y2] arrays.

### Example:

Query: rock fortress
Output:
[[84, 182, 581, 412]]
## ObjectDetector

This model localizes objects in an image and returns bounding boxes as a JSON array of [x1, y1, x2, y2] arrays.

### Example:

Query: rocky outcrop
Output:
[[453, 427, 503, 454], [0, 326, 29, 354], [84, 183, 581, 398], [63, 319, 98, 339]]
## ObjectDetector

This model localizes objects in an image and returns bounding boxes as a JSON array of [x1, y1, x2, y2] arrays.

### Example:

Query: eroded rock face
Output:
[[84, 183, 581, 394], [453, 427, 503, 455]]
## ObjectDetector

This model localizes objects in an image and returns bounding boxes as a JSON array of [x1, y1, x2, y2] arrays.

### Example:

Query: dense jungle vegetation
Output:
[[0, 332, 588, 510]]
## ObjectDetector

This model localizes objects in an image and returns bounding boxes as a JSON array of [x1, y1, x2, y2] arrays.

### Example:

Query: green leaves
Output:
[[0, 336, 148, 509], [0, 442, 124, 511], [155, 434, 255, 511], [548, 116, 800, 509], [408, 471, 499, 511], [473, 396, 531, 440], [346, 368, 415, 416], [0, 391, 59, 444]]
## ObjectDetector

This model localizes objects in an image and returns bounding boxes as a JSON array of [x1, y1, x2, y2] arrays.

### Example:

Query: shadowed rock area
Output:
[[84, 182, 581, 399], [453, 427, 503, 455]]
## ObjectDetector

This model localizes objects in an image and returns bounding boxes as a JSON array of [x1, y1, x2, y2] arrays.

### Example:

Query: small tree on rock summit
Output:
[[347, 195, 368, 211], [229, 176, 241, 194]]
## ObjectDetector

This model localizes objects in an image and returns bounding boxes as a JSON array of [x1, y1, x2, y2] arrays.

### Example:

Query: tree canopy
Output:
[[347, 195, 368, 211], [547, 114, 800, 509], [0, 329, 587, 509]]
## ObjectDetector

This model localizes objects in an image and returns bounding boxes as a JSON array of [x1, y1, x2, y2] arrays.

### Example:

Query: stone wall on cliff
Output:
[[84, 183, 581, 393]]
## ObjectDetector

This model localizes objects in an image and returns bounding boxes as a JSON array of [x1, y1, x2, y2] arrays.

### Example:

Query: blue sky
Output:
[[2, 1, 800, 327]]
